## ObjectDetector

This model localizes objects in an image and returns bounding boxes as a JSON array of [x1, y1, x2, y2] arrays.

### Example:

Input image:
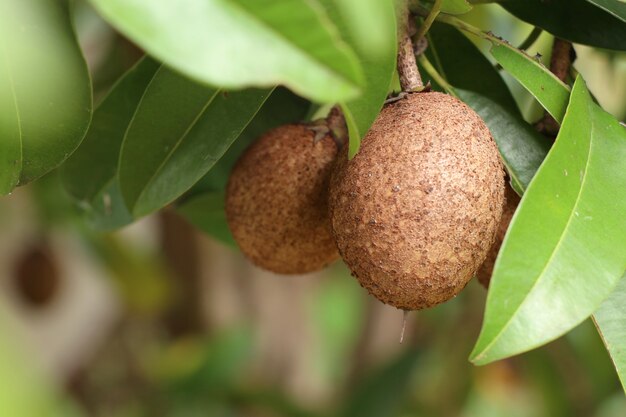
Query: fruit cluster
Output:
[[226, 90, 508, 311]]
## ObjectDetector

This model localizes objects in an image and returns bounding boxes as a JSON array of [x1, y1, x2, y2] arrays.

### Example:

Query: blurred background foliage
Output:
[[0, 1, 625, 417]]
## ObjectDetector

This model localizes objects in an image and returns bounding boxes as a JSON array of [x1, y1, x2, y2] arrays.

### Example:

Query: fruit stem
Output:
[[417, 54, 458, 98], [397, 4, 424, 91], [415, 0, 442, 41], [326, 105, 348, 148]]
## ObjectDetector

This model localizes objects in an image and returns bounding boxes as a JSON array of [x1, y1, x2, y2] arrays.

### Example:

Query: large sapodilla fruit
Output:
[[226, 124, 340, 274], [329, 92, 505, 310]]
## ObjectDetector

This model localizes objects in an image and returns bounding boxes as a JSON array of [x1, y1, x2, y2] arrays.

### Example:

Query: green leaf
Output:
[[62, 56, 160, 202], [585, 0, 626, 22], [177, 192, 235, 247], [593, 273, 626, 393], [188, 88, 310, 196], [441, 0, 472, 15], [88, 0, 363, 103], [119, 66, 272, 217], [318, 0, 397, 157], [502, 0, 626, 51], [0, 0, 92, 192], [425, 23, 518, 114], [490, 44, 570, 123], [457, 90, 550, 195], [470, 76, 626, 365], [340, 348, 421, 417]]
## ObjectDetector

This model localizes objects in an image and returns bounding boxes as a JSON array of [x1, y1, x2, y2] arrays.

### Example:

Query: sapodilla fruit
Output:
[[226, 123, 340, 274], [476, 184, 520, 288], [329, 92, 505, 310]]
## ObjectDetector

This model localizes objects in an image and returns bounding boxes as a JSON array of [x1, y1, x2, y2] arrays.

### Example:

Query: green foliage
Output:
[[594, 274, 626, 392], [319, 0, 397, 157], [489, 43, 570, 123], [0, 0, 91, 193], [117, 67, 271, 217], [471, 77, 626, 364], [87, 0, 364, 103], [501, 0, 626, 51]]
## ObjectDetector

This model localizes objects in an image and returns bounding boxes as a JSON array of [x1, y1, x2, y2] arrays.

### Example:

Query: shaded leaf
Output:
[[0, 0, 91, 192], [471, 77, 626, 364], [585, 0, 626, 22], [62, 56, 160, 202], [490, 43, 570, 122], [457, 90, 550, 195], [177, 192, 235, 247], [88, 0, 363, 103], [119, 66, 272, 217], [593, 273, 626, 393], [502, 0, 626, 51], [425, 23, 518, 114]]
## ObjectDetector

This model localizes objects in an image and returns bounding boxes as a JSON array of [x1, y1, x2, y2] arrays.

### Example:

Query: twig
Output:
[[415, 0, 442, 41], [397, 5, 424, 91]]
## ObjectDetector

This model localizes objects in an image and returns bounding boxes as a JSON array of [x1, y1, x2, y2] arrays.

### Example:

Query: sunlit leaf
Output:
[[88, 0, 364, 103], [0, 0, 91, 192], [471, 77, 626, 364], [490, 44, 570, 123], [441, 0, 472, 15], [319, 0, 397, 157]]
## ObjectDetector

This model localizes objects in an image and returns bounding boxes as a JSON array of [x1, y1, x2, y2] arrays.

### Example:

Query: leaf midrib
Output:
[[473, 95, 594, 362]]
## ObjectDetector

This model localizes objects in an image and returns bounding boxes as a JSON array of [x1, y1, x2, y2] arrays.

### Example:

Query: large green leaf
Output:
[[585, 0, 626, 22], [88, 0, 363, 103], [593, 273, 626, 393], [62, 56, 160, 202], [457, 90, 550, 195], [119, 67, 272, 217], [501, 0, 626, 51], [318, 0, 397, 157], [426, 23, 518, 114], [61, 57, 160, 230], [490, 44, 570, 123], [470, 76, 626, 365], [0, 0, 91, 192]]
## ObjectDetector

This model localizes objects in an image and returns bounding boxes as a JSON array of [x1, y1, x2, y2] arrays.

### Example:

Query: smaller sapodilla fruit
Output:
[[329, 92, 505, 310], [226, 123, 340, 274], [476, 184, 521, 288]]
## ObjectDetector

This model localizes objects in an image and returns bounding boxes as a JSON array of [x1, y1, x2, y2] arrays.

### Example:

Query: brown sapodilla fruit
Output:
[[476, 184, 521, 288], [329, 92, 505, 310], [226, 124, 340, 274]]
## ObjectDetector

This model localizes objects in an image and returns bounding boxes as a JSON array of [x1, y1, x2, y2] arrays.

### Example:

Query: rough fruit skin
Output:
[[329, 92, 505, 310], [477, 185, 520, 288], [226, 124, 340, 274]]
